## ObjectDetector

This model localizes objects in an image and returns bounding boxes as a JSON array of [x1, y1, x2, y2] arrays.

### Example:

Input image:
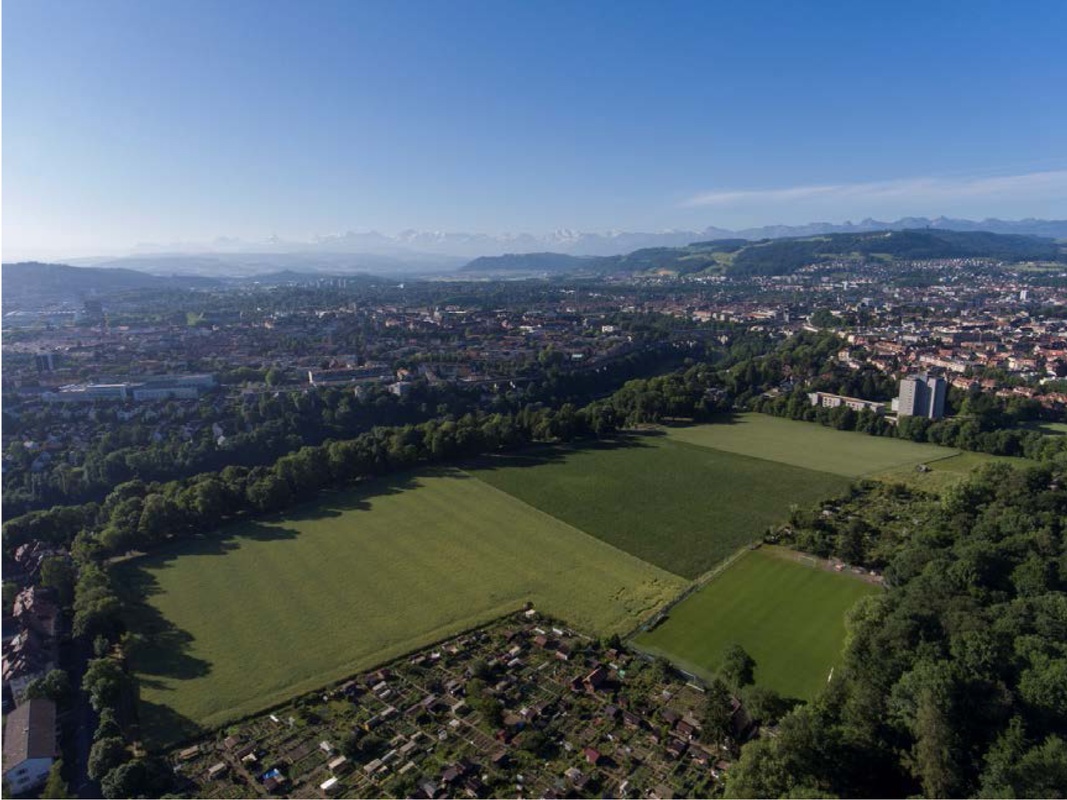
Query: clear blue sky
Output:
[[4, 0, 1066, 257]]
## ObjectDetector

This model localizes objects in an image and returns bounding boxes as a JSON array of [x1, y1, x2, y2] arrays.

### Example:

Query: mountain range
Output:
[[6, 228, 1065, 310], [463, 229, 1067, 277], [53, 217, 1067, 277]]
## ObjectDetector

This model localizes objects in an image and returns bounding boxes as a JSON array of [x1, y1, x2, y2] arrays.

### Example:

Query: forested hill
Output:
[[460, 229, 1067, 278], [725, 229, 1067, 277], [1, 261, 222, 306]]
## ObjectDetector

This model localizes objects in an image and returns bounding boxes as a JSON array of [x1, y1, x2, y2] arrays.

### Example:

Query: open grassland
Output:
[[120, 469, 685, 747], [467, 436, 849, 579], [632, 547, 880, 700], [873, 450, 1039, 493], [664, 413, 957, 477]]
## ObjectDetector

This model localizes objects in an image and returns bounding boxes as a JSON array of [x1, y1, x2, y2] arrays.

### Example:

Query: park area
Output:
[[124, 413, 1021, 749], [119, 468, 685, 746], [632, 546, 881, 701]]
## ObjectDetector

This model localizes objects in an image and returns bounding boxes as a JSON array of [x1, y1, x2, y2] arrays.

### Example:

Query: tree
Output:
[[742, 685, 790, 725], [83, 658, 130, 714], [42, 760, 72, 799], [88, 736, 130, 782], [100, 757, 172, 800], [724, 738, 793, 798], [911, 685, 960, 798], [703, 676, 735, 745], [94, 708, 122, 741], [25, 668, 70, 704], [721, 643, 757, 691], [40, 556, 76, 606]]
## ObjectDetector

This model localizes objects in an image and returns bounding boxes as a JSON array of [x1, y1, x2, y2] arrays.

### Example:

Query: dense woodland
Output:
[[727, 465, 1067, 798]]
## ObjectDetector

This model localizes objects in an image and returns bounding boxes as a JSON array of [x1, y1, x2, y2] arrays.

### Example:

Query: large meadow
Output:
[[125, 414, 1009, 746], [120, 470, 686, 744]]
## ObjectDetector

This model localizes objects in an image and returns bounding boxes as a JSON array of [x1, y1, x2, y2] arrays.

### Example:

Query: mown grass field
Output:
[[467, 436, 849, 579], [120, 469, 686, 746], [632, 547, 880, 700], [664, 413, 957, 477]]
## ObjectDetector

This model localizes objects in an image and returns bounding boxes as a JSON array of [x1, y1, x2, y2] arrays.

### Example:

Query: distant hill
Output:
[[1, 261, 222, 307], [44, 217, 1067, 266], [80, 251, 466, 278], [462, 252, 594, 273], [459, 229, 1067, 278], [726, 229, 1066, 277]]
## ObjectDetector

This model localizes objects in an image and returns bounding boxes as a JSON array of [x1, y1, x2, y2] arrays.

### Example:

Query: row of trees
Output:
[[83, 653, 174, 798], [3, 327, 736, 518], [3, 346, 753, 570], [727, 462, 1067, 797]]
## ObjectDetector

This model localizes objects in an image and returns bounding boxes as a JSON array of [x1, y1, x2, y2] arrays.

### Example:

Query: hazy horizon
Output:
[[4, 0, 1067, 261]]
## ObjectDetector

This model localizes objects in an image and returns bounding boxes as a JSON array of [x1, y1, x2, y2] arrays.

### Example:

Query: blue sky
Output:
[[4, 0, 1067, 258]]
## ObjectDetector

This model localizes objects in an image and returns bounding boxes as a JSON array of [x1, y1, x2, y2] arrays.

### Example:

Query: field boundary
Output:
[[865, 447, 963, 479], [622, 543, 756, 643], [460, 468, 690, 590]]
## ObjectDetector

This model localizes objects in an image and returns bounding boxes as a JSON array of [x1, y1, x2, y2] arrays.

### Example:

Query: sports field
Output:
[[632, 547, 880, 700], [664, 413, 957, 477], [467, 436, 849, 578], [120, 469, 685, 746]]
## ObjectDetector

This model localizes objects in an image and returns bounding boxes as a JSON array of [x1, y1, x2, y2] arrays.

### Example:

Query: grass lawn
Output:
[[664, 413, 957, 477], [119, 468, 685, 747], [632, 547, 880, 700], [872, 450, 1038, 494], [467, 436, 849, 579]]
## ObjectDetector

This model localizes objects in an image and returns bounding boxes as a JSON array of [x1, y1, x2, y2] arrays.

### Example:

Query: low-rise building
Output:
[[807, 392, 886, 415], [2, 698, 57, 793]]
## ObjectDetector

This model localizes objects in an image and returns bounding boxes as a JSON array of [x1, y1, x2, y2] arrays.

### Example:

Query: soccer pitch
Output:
[[632, 547, 880, 700]]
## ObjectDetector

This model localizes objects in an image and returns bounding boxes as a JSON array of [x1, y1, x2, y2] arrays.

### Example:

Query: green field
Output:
[[664, 414, 958, 477], [120, 469, 685, 746], [467, 436, 849, 579], [632, 547, 880, 700], [127, 415, 986, 748], [873, 450, 1038, 493]]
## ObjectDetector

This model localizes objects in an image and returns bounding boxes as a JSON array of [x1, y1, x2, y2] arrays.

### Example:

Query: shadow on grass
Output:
[[655, 411, 745, 429], [136, 697, 205, 751], [112, 469, 457, 743], [462, 432, 663, 474]]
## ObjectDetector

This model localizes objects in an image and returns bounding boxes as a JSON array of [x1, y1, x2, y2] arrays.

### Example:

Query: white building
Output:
[[2, 699, 57, 793], [897, 373, 947, 419], [807, 392, 886, 415]]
